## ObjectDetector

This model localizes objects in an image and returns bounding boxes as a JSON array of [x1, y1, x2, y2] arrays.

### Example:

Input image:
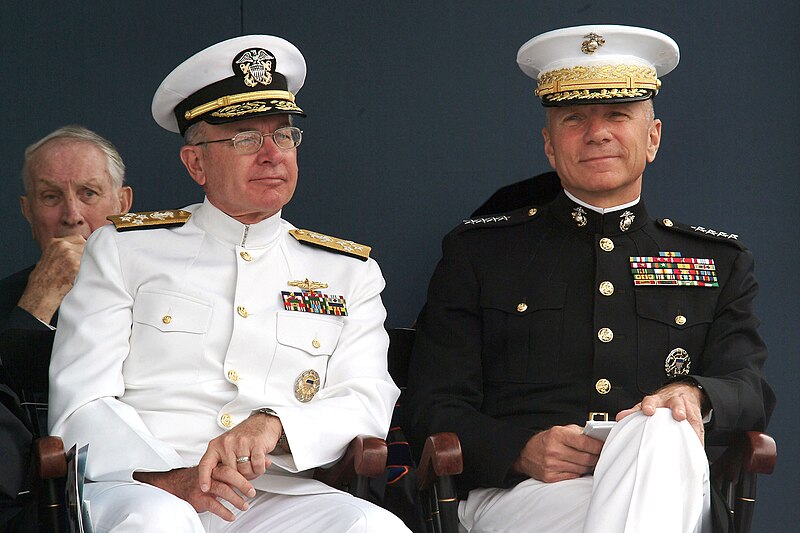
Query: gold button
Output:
[[220, 413, 233, 428], [598, 327, 614, 343], [599, 281, 615, 296], [227, 369, 239, 382], [675, 315, 687, 326], [237, 306, 249, 318], [162, 315, 172, 324], [312, 339, 321, 349], [240, 251, 252, 262], [663, 218, 674, 227], [528, 208, 538, 217], [595, 378, 612, 394], [517, 302, 528, 313], [599, 238, 614, 252]]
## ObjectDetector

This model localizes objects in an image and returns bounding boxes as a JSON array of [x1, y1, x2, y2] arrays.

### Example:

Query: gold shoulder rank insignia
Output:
[[107, 210, 192, 231], [289, 229, 371, 261]]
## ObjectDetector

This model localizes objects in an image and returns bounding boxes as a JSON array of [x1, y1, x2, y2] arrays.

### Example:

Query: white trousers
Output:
[[459, 409, 711, 533], [82, 481, 411, 533]]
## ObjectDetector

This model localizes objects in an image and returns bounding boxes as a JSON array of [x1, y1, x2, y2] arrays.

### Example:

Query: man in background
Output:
[[0, 125, 132, 531]]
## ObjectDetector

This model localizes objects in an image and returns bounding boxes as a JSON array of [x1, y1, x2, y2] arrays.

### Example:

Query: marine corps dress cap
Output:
[[517, 25, 679, 106], [152, 35, 306, 134]]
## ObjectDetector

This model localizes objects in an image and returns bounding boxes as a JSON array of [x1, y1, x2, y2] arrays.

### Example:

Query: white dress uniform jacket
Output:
[[49, 199, 399, 495]]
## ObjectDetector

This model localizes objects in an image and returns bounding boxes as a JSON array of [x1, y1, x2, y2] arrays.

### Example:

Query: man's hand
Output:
[[616, 382, 707, 444], [17, 235, 86, 324], [512, 425, 603, 483], [197, 412, 283, 493], [134, 465, 254, 522]]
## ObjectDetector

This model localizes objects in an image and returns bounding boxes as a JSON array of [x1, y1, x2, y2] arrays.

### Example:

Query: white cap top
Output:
[[517, 25, 679, 106], [152, 35, 306, 133]]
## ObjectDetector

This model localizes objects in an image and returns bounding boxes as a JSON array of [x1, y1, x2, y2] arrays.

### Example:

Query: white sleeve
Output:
[[48, 227, 185, 482], [271, 258, 399, 472]]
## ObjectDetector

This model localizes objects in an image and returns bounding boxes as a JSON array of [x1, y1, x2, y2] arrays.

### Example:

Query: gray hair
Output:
[[545, 98, 656, 127], [22, 125, 126, 194], [182, 115, 296, 146], [183, 121, 205, 146]]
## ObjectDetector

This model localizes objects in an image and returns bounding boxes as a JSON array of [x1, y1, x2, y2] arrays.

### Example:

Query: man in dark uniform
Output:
[[406, 25, 774, 533], [0, 126, 133, 403], [0, 126, 132, 532]]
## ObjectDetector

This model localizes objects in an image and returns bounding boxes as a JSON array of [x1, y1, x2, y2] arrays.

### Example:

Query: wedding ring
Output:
[[236, 456, 251, 464]]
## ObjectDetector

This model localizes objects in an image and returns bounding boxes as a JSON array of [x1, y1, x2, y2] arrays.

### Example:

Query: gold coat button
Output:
[[597, 327, 614, 343], [517, 302, 528, 313], [312, 339, 321, 349], [595, 379, 612, 394], [237, 306, 249, 318], [663, 218, 674, 227], [227, 369, 239, 382], [220, 413, 233, 427], [528, 208, 538, 217], [599, 238, 614, 252], [162, 315, 172, 324], [675, 315, 687, 326], [599, 281, 615, 296], [240, 251, 252, 262]]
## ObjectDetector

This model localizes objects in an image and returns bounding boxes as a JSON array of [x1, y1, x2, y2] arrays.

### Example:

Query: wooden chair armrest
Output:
[[34, 435, 68, 480], [314, 435, 387, 488], [744, 431, 776, 475], [417, 432, 463, 491]]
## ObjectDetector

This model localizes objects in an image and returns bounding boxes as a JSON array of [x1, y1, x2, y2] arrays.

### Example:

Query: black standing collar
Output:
[[550, 191, 649, 236]]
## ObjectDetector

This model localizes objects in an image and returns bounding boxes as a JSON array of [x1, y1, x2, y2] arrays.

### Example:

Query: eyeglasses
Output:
[[193, 127, 303, 154]]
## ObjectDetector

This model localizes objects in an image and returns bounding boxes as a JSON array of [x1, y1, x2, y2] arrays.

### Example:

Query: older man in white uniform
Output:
[[48, 35, 409, 532]]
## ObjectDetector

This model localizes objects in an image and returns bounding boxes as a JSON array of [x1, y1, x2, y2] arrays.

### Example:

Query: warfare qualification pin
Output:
[[665, 347, 691, 377], [294, 369, 321, 402], [288, 278, 329, 291]]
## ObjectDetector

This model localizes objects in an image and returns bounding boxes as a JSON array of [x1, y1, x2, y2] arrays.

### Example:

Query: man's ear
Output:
[[180, 145, 207, 186], [646, 119, 662, 163], [117, 186, 133, 213]]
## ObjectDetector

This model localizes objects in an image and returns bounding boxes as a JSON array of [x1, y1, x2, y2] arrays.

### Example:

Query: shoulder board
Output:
[[107, 210, 192, 231], [458, 206, 542, 232], [289, 229, 371, 261], [657, 218, 746, 249]]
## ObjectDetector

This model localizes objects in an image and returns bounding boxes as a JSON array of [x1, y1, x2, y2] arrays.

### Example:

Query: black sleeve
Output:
[[0, 326, 54, 399], [0, 374, 33, 500], [405, 231, 534, 492], [693, 249, 776, 443]]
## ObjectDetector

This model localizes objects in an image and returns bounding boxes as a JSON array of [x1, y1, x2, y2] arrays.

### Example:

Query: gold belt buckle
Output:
[[588, 411, 609, 422]]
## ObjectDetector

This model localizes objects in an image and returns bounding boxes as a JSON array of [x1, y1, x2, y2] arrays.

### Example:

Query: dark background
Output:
[[1, 2, 796, 529]]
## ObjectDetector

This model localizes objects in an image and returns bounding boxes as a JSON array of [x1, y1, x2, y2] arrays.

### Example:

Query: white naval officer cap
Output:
[[516, 25, 679, 106], [152, 35, 307, 134]]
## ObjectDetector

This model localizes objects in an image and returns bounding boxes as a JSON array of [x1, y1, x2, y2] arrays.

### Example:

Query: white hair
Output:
[[22, 125, 126, 194]]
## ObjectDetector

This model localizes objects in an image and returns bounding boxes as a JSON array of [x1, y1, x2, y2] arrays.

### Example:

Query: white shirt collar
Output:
[[564, 189, 641, 214]]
